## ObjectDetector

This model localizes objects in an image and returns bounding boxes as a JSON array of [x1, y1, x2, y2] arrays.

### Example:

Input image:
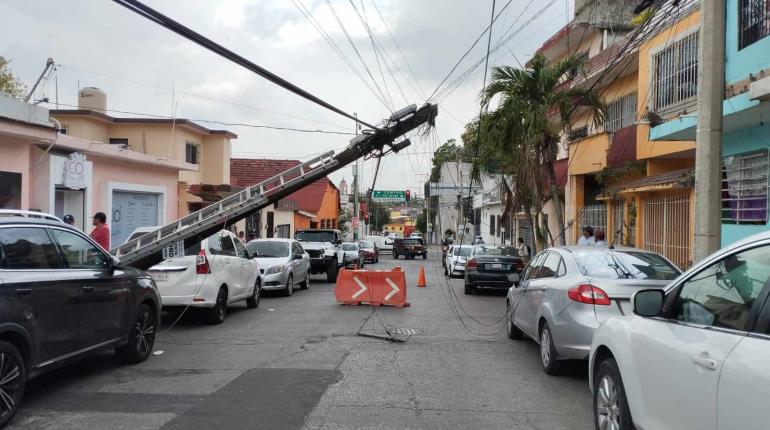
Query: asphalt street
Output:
[[10, 249, 594, 430]]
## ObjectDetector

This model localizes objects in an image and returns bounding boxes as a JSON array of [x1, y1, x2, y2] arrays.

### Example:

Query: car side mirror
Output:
[[109, 255, 121, 270], [293, 254, 303, 260], [336, 239, 342, 245], [633, 289, 665, 317]]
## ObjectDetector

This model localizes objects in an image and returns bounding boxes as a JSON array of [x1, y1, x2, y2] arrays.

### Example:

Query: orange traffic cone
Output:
[[417, 266, 427, 288]]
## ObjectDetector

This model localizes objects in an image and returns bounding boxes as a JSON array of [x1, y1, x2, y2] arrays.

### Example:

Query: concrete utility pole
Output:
[[693, 0, 725, 261], [353, 113, 359, 241]]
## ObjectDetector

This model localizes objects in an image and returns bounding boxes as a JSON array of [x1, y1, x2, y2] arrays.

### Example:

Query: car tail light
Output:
[[568, 284, 610, 306], [466, 258, 478, 270], [196, 249, 211, 274]]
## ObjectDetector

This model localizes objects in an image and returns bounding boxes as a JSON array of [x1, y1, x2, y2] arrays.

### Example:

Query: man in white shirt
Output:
[[578, 225, 596, 246]]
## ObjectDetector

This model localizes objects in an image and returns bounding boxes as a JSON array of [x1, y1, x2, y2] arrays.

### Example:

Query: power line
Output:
[[48, 102, 356, 135], [112, 0, 380, 130]]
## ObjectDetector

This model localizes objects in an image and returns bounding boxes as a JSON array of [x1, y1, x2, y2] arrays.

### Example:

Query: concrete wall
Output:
[[0, 139, 32, 210]]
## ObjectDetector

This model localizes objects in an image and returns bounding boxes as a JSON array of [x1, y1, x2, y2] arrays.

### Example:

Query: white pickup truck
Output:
[[295, 229, 345, 282]]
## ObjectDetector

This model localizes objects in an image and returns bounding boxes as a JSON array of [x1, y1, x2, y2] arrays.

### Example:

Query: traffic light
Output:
[[366, 189, 372, 199], [405, 190, 411, 201]]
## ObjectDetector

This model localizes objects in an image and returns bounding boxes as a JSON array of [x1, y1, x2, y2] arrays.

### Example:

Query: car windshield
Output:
[[573, 249, 681, 280], [474, 246, 517, 256], [342, 243, 358, 251], [246, 241, 290, 258], [453, 246, 472, 257], [360, 240, 374, 249], [403, 239, 421, 245], [296, 231, 335, 243]]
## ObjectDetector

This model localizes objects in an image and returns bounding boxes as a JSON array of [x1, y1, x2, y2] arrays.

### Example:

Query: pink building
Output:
[[0, 94, 192, 248]]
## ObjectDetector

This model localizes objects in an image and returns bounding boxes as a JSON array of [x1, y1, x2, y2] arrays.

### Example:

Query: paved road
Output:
[[10, 249, 594, 430]]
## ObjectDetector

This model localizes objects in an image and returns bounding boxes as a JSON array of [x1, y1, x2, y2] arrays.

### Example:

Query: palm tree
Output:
[[479, 53, 606, 245]]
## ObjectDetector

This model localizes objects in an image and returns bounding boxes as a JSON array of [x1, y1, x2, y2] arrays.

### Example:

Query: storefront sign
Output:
[[62, 153, 88, 189]]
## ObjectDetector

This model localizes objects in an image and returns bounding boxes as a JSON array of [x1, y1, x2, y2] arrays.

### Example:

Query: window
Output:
[[233, 240, 249, 259], [219, 235, 236, 257], [568, 126, 588, 141], [50, 229, 109, 269], [60, 124, 69, 135], [489, 215, 495, 235], [185, 141, 199, 164], [651, 31, 699, 112], [722, 150, 769, 224], [740, 0, 770, 49], [0, 227, 61, 269], [246, 241, 289, 258], [0, 171, 22, 209], [538, 252, 563, 278], [109, 138, 128, 146], [674, 244, 770, 331], [525, 252, 547, 280], [573, 249, 681, 280], [605, 93, 638, 133]]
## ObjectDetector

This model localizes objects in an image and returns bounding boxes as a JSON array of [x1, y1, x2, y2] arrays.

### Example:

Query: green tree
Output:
[[0, 57, 26, 98], [368, 201, 391, 232], [479, 53, 606, 246], [416, 209, 427, 234], [429, 139, 473, 182]]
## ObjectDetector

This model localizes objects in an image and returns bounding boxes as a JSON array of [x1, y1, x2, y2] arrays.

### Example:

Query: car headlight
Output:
[[266, 265, 284, 275]]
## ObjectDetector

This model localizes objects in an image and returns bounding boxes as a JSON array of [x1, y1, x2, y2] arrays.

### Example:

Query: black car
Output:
[[0, 212, 161, 427], [464, 245, 524, 295]]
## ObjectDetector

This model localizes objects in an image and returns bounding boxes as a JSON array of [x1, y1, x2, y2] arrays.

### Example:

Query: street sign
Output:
[[351, 216, 360, 228], [372, 190, 406, 202]]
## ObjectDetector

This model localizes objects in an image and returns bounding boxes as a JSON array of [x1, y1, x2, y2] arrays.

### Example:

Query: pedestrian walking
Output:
[[62, 214, 75, 226], [595, 230, 606, 246], [90, 212, 110, 250], [578, 225, 595, 246], [516, 237, 531, 259]]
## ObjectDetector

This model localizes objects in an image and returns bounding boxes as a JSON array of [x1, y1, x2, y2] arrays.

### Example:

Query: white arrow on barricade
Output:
[[384, 277, 399, 301], [352, 276, 368, 299]]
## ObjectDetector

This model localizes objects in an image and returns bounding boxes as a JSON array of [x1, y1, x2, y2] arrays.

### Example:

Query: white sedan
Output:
[[589, 231, 770, 430], [444, 245, 473, 277]]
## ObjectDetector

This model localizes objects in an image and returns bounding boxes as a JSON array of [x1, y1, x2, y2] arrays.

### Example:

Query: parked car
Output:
[[0, 210, 162, 427], [146, 230, 261, 325], [365, 235, 393, 254], [444, 244, 473, 277], [123, 225, 160, 244], [464, 245, 525, 294], [358, 240, 379, 263], [295, 229, 345, 282], [588, 232, 770, 430], [246, 238, 309, 297], [340, 242, 364, 268], [506, 246, 680, 375], [393, 237, 427, 260], [409, 232, 423, 239]]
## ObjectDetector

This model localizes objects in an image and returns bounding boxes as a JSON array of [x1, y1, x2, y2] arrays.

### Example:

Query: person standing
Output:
[[578, 225, 596, 246], [62, 214, 75, 226], [516, 237, 531, 259], [90, 212, 110, 250], [594, 230, 606, 246]]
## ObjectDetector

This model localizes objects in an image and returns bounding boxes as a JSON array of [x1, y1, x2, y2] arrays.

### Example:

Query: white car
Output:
[[444, 244, 473, 277], [147, 230, 261, 324], [589, 231, 770, 430], [246, 238, 310, 296], [410, 232, 423, 239], [365, 235, 393, 254]]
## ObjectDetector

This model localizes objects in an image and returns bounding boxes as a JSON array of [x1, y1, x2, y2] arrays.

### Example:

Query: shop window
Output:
[[0, 171, 22, 209], [109, 138, 128, 147], [739, 0, 770, 49], [651, 31, 699, 113], [605, 93, 637, 133], [185, 141, 199, 164], [722, 150, 769, 224]]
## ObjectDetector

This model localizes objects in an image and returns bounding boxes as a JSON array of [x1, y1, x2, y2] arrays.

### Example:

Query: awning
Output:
[[607, 125, 637, 168], [598, 168, 694, 199]]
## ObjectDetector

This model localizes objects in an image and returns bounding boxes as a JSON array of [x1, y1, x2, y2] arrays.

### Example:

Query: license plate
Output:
[[150, 272, 168, 282], [162, 241, 185, 259], [508, 273, 519, 282], [488, 263, 503, 270]]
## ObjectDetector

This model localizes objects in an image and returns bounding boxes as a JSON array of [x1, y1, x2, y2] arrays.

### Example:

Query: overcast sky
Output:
[[1, 0, 571, 194]]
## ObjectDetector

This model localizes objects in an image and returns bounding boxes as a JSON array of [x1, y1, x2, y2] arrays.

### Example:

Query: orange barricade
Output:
[[335, 267, 410, 307]]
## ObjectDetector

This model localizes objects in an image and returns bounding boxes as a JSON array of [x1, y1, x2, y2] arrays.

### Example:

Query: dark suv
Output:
[[0, 212, 161, 427]]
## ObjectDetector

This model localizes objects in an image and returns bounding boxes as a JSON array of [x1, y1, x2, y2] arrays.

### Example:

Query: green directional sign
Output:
[[372, 190, 406, 202]]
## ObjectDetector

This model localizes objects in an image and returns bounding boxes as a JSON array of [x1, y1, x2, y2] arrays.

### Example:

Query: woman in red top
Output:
[[89, 212, 111, 250]]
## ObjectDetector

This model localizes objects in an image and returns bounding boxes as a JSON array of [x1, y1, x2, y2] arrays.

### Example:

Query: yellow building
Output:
[[51, 87, 236, 218]]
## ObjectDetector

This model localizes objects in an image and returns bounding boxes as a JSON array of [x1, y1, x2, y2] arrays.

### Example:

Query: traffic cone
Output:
[[417, 266, 427, 288]]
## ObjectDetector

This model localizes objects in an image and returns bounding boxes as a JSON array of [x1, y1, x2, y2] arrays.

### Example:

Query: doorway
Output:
[[55, 188, 86, 230]]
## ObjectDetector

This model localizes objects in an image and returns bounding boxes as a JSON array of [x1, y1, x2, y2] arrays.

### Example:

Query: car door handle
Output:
[[692, 356, 718, 371], [81, 286, 94, 292], [14, 289, 32, 297]]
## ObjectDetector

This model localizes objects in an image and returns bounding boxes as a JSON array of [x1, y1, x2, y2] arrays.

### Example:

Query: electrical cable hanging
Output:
[[112, 0, 380, 130]]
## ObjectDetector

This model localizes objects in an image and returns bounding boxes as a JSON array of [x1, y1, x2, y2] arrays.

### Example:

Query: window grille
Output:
[[740, 0, 770, 49], [722, 150, 769, 224], [569, 127, 589, 141], [651, 31, 698, 112], [643, 192, 691, 269], [185, 141, 199, 165], [605, 93, 637, 133]]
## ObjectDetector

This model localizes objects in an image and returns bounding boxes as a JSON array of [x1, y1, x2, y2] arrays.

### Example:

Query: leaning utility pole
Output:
[[353, 113, 360, 241], [693, 0, 725, 261]]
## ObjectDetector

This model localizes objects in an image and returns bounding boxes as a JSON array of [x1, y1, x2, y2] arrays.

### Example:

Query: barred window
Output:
[[722, 150, 769, 224], [606, 93, 637, 133], [185, 141, 199, 164], [651, 31, 698, 112], [569, 126, 589, 141], [740, 0, 770, 49]]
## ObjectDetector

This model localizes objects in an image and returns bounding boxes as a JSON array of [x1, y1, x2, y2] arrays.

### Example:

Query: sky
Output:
[[1, 0, 571, 195]]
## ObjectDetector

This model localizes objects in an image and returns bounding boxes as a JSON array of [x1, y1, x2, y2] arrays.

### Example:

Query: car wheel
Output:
[[246, 279, 261, 308], [444, 266, 449, 276], [0, 341, 26, 427], [464, 282, 473, 295], [423, 253, 427, 260], [326, 260, 338, 283], [539, 322, 563, 375], [206, 287, 228, 325], [283, 274, 294, 297], [299, 271, 310, 289], [506, 302, 524, 340], [375, 256, 379, 263], [116, 303, 157, 363], [393, 252, 398, 259], [594, 357, 634, 430]]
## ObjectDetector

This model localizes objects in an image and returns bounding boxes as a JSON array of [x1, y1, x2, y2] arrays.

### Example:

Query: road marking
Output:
[[384, 277, 399, 301], [352, 276, 368, 299]]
